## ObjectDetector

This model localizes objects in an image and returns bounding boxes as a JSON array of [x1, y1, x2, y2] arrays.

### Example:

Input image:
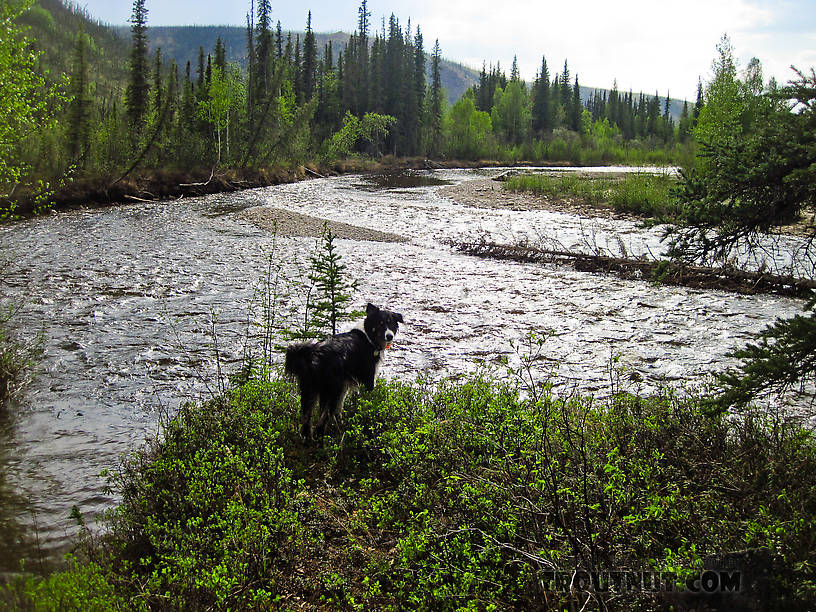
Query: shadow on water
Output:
[[0, 407, 47, 575], [353, 170, 452, 192]]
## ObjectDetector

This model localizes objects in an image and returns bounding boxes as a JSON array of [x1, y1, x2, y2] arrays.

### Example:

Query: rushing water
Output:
[[0, 168, 807, 572]]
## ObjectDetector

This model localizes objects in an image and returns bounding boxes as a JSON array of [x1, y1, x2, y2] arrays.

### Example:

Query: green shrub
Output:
[[505, 172, 681, 220], [8, 372, 815, 609]]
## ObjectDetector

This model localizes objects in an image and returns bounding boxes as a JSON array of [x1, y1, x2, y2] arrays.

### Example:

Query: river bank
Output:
[[5, 158, 577, 218]]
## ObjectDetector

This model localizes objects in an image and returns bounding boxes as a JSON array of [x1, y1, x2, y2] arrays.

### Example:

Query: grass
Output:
[[2, 366, 815, 610], [504, 172, 682, 221]]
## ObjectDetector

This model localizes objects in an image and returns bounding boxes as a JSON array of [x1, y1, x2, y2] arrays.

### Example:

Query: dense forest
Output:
[[1, 0, 697, 216]]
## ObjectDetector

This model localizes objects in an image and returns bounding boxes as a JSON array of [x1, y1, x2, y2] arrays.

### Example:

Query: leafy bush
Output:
[[5, 372, 815, 609]]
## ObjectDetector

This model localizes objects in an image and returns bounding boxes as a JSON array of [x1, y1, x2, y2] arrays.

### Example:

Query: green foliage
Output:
[[197, 64, 246, 164], [490, 81, 530, 146], [505, 172, 680, 219], [0, 559, 136, 611], [444, 96, 493, 160], [668, 47, 816, 411], [0, 0, 66, 216], [0, 310, 42, 403], [670, 66, 815, 263], [714, 300, 816, 411], [325, 111, 396, 161], [9, 366, 816, 608], [301, 223, 360, 338]]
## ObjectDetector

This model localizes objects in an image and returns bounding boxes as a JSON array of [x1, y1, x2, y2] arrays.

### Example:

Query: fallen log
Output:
[[453, 240, 816, 298]]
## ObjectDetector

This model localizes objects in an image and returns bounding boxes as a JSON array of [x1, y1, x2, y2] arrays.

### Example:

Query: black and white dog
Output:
[[285, 303, 404, 439]]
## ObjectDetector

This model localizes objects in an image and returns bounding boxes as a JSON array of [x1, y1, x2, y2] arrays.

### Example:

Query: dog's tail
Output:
[[284, 342, 314, 383]]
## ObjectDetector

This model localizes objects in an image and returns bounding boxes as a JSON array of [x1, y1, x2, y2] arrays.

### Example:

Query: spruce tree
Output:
[[429, 39, 443, 156], [245, 7, 255, 136], [293, 34, 303, 103], [510, 55, 520, 82], [125, 0, 150, 133], [413, 27, 426, 154], [255, 0, 272, 101], [560, 60, 571, 118], [214, 37, 226, 73], [662, 93, 673, 142], [672, 69, 816, 411], [692, 78, 704, 127], [571, 75, 582, 131], [153, 48, 163, 112], [383, 14, 405, 154], [303, 12, 317, 102], [67, 31, 92, 163], [304, 223, 359, 338], [196, 46, 205, 91], [477, 63, 489, 111], [531, 55, 551, 134]]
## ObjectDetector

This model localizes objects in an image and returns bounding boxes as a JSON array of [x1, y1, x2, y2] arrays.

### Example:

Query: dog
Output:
[[285, 303, 404, 439]]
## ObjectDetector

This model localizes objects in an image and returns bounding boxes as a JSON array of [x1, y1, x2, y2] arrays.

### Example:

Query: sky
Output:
[[77, 0, 816, 101]]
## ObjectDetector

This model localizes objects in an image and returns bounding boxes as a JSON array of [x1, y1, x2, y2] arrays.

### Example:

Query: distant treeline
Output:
[[5, 0, 695, 206]]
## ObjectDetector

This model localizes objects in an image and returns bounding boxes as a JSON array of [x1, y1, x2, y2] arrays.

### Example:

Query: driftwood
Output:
[[123, 194, 156, 203], [179, 165, 216, 188], [304, 167, 325, 179], [454, 240, 816, 298]]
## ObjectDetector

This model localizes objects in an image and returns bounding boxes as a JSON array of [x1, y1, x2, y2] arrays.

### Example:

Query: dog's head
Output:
[[364, 303, 404, 351]]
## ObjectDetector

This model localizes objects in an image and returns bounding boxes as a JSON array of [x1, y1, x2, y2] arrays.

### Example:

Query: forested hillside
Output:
[[3, 0, 696, 217], [21, 0, 129, 101], [118, 25, 479, 105]]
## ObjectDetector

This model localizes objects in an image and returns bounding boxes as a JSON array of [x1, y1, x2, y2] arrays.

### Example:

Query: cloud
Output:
[[410, 0, 771, 99]]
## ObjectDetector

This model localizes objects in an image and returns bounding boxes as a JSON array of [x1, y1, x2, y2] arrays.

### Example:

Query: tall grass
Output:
[[505, 172, 682, 220]]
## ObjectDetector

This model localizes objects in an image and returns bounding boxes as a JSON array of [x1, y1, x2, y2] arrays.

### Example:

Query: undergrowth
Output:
[[2, 367, 815, 610]]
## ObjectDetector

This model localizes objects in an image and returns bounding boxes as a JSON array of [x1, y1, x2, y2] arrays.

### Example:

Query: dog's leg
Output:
[[299, 388, 318, 439], [313, 383, 345, 439]]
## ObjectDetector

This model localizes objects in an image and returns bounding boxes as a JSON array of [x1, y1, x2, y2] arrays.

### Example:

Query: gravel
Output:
[[240, 206, 406, 242]]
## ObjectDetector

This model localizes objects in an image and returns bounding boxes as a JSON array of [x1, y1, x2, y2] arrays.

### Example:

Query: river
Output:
[[0, 168, 807, 572]]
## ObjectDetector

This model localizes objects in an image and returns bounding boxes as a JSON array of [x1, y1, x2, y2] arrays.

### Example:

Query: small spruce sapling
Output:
[[293, 222, 360, 340]]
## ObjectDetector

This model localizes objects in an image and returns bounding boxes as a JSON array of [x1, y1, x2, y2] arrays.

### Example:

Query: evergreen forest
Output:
[[2, 0, 696, 215]]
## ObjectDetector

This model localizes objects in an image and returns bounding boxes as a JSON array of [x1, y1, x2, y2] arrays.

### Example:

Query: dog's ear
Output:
[[366, 303, 379, 316], [396, 312, 404, 323]]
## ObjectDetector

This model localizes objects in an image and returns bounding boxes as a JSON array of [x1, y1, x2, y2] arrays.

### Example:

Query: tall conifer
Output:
[[429, 39, 443, 156], [68, 31, 92, 162], [532, 55, 551, 134], [125, 0, 150, 133], [303, 12, 317, 101]]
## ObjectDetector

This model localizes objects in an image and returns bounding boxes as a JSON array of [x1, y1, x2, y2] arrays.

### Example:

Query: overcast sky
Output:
[[77, 0, 816, 101]]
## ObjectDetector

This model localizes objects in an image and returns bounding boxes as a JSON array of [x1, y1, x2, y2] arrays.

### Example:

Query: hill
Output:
[[115, 25, 480, 105], [20, 0, 130, 101]]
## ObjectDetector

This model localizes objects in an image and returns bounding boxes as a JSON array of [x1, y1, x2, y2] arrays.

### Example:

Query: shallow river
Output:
[[0, 168, 806, 571]]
